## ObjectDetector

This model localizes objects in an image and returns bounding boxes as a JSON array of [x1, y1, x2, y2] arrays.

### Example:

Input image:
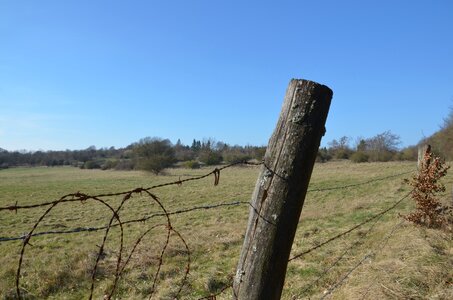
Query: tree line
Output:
[[0, 132, 415, 174], [2, 112, 452, 174], [317, 130, 419, 163], [421, 107, 453, 161], [318, 106, 453, 164], [0, 138, 266, 174]]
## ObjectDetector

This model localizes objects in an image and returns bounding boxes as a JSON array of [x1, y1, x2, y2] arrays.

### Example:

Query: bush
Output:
[[115, 159, 135, 170], [350, 151, 369, 163], [184, 160, 201, 169], [83, 160, 101, 169], [132, 138, 176, 174], [316, 148, 332, 163], [222, 152, 251, 164], [334, 148, 352, 159], [101, 159, 119, 170], [139, 155, 175, 175], [398, 147, 418, 161], [199, 150, 222, 165]]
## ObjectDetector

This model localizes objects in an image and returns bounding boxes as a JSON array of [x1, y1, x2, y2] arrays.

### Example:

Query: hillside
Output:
[[424, 109, 453, 160]]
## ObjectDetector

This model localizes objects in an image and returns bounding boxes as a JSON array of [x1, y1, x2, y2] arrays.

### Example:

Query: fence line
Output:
[[0, 168, 412, 244], [187, 189, 412, 300], [0, 161, 417, 299], [0, 165, 412, 214]]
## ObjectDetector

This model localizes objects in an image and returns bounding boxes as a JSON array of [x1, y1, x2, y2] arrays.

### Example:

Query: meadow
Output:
[[0, 161, 452, 299]]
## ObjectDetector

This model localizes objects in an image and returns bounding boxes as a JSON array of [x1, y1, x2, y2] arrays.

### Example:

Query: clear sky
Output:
[[1, 0, 452, 151]]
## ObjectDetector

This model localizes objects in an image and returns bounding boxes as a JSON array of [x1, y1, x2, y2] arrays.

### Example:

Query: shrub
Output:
[[350, 151, 369, 163], [115, 159, 135, 170], [132, 138, 176, 174], [83, 160, 101, 169], [101, 159, 118, 170], [199, 150, 222, 166], [184, 160, 200, 169], [222, 152, 251, 164], [334, 148, 352, 159], [139, 155, 175, 175], [316, 148, 332, 163]]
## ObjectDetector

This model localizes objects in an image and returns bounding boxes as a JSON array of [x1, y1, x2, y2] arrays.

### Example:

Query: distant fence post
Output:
[[417, 144, 431, 170], [233, 79, 332, 299]]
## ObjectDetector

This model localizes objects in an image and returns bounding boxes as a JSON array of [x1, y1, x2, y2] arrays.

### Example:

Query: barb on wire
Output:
[[289, 191, 411, 261]]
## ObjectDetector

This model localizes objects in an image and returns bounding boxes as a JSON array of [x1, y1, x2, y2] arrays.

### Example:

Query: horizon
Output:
[[1, 1, 452, 152]]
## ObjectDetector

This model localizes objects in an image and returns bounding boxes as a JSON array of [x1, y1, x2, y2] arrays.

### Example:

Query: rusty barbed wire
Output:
[[0, 160, 263, 213], [11, 187, 191, 299], [15, 192, 123, 299], [3, 161, 265, 299], [0, 200, 273, 242], [0, 160, 417, 299], [0, 163, 411, 213]]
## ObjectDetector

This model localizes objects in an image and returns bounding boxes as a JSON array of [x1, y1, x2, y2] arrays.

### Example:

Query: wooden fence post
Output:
[[417, 144, 430, 170], [233, 79, 332, 299]]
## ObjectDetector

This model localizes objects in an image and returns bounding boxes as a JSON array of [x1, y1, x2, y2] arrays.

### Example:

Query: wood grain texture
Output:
[[233, 79, 332, 300]]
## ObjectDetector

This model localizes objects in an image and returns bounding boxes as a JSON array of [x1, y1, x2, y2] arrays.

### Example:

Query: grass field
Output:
[[0, 161, 452, 299]]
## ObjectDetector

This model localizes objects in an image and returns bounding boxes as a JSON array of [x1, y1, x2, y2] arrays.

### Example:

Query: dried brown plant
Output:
[[403, 147, 451, 229]]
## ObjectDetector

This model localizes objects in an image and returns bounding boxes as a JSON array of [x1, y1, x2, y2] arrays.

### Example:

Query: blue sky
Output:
[[1, 0, 452, 151]]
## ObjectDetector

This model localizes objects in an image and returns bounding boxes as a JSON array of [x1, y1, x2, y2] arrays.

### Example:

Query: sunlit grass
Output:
[[0, 161, 452, 299]]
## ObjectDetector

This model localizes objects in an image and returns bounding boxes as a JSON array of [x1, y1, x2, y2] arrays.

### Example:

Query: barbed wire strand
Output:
[[0, 163, 411, 213], [0, 161, 261, 213], [307, 170, 413, 192], [298, 216, 383, 295], [15, 193, 122, 299], [0, 200, 272, 243], [320, 219, 405, 300], [8, 161, 268, 299], [359, 220, 406, 300], [1, 197, 280, 243], [0, 161, 415, 299], [288, 190, 411, 262]]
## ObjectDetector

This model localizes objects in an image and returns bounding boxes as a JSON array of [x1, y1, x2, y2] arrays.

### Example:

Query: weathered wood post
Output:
[[417, 144, 430, 170], [233, 79, 332, 299]]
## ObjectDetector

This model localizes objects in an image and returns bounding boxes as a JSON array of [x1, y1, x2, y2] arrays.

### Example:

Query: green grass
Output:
[[0, 161, 452, 299]]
